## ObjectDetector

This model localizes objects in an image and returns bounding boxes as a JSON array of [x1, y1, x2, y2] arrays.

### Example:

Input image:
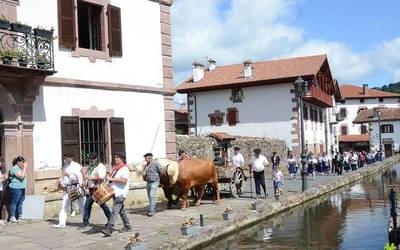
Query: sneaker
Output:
[[9, 217, 18, 223], [53, 224, 66, 228], [146, 212, 155, 217], [70, 211, 76, 217], [119, 227, 132, 233], [102, 227, 113, 236], [77, 224, 89, 230]]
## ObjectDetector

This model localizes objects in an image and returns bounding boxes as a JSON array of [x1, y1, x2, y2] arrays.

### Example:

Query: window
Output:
[[227, 108, 239, 126], [381, 124, 394, 133], [340, 125, 348, 135], [339, 108, 347, 118], [303, 106, 308, 120], [360, 98, 365, 103], [360, 125, 367, 134], [209, 110, 224, 126], [77, 1, 103, 50], [379, 98, 384, 102], [319, 111, 323, 123], [314, 109, 318, 122], [310, 108, 314, 121], [58, 0, 122, 59], [230, 89, 244, 103], [80, 118, 106, 165], [61, 116, 126, 165]]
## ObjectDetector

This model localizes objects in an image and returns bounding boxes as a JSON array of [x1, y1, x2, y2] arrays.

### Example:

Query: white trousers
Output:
[[57, 192, 85, 226]]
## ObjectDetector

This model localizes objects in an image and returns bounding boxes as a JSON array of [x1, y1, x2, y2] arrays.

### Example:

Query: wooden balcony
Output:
[[303, 85, 333, 107]]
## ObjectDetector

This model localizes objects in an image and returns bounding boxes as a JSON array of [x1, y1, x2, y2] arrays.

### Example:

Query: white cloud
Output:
[[171, 0, 400, 106]]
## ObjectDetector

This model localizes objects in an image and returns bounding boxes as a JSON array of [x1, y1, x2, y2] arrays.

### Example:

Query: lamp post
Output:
[[295, 77, 308, 192], [374, 107, 382, 161]]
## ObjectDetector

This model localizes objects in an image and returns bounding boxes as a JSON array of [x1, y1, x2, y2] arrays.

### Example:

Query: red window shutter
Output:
[[60, 116, 80, 164], [210, 116, 216, 126], [110, 117, 126, 163], [107, 4, 123, 57], [227, 108, 238, 126], [58, 0, 76, 49]]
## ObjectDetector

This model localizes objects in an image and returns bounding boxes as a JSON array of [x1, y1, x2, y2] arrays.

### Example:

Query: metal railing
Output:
[[0, 26, 55, 71]]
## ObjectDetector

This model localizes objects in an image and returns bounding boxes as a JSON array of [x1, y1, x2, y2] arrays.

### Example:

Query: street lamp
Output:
[[295, 77, 309, 192], [373, 107, 382, 161]]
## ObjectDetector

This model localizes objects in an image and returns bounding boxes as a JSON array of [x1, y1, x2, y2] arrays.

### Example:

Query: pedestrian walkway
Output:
[[0, 162, 393, 250]]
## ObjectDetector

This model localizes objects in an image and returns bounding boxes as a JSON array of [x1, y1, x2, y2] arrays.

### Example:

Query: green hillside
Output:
[[373, 81, 400, 93]]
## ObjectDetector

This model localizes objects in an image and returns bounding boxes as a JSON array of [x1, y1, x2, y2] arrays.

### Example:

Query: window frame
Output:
[[80, 118, 108, 166], [360, 98, 365, 103], [360, 124, 367, 134], [208, 110, 225, 126], [230, 88, 244, 103], [340, 124, 348, 135], [380, 124, 394, 133], [227, 107, 239, 126], [339, 107, 347, 118], [378, 97, 384, 103]]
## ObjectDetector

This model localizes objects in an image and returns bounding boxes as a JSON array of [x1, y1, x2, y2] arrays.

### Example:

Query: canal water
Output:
[[208, 164, 400, 250]]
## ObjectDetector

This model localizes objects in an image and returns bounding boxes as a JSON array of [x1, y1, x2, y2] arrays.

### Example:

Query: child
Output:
[[273, 166, 283, 195]]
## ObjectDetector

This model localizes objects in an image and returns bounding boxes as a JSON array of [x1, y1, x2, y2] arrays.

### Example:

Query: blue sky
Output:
[[172, 0, 400, 105]]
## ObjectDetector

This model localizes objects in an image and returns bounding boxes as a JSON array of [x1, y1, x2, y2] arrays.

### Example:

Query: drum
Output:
[[92, 184, 114, 205], [67, 185, 79, 201], [77, 185, 87, 198]]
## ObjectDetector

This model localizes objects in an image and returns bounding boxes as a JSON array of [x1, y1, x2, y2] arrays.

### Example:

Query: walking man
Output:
[[250, 149, 269, 199], [143, 153, 162, 217], [102, 152, 132, 236], [79, 152, 111, 229]]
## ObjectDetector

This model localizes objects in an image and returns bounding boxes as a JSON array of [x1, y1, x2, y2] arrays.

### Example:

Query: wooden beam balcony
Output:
[[303, 84, 333, 108]]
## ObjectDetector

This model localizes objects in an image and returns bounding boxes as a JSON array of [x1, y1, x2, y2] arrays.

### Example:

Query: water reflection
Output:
[[207, 164, 400, 250]]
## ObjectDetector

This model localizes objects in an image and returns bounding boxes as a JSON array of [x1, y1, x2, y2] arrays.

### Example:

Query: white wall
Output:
[[191, 84, 294, 148], [336, 98, 400, 135], [17, 0, 164, 87], [303, 103, 327, 152], [370, 120, 400, 153], [33, 85, 166, 169]]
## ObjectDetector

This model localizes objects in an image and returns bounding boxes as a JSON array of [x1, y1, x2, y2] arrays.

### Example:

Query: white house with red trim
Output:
[[176, 55, 337, 158], [336, 84, 400, 152]]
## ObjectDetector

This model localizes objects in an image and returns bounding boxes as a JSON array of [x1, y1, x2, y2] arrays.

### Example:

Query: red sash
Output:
[[110, 163, 126, 178]]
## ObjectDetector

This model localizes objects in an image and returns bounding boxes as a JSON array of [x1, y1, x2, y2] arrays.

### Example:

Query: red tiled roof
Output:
[[340, 84, 400, 99], [208, 132, 236, 141], [176, 54, 328, 93], [353, 108, 400, 123], [338, 134, 369, 142]]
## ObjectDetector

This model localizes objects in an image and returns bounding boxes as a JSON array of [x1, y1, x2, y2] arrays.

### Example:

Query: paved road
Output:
[[0, 171, 355, 250]]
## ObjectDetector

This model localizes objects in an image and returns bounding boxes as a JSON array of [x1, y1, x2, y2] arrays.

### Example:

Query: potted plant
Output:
[[36, 54, 50, 70], [180, 217, 198, 235], [222, 206, 235, 220], [17, 49, 28, 67], [0, 15, 10, 30], [33, 26, 53, 39], [0, 49, 16, 65], [125, 232, 147, 250], [10, 21, 32, 34]]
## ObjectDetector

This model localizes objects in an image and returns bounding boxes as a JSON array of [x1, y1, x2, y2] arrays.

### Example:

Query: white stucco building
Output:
[[336, 84, 400, 152], [0, 0, 175, 194], [176, 55, 336, 159], [354, 108, 400, 157]]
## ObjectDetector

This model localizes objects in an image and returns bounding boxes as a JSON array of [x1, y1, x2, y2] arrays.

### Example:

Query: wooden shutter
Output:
[[61, 116, 80, 163], [58, 0, 76, 49], [110, 117, 126, 161], [227, 108, 238, 126], [107, 4, 122, 57], [210, 116, 216, 126]]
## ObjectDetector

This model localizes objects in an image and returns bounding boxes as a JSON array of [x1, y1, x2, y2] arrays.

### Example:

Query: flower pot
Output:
[[125, 241, 147, 250], [33, 28, 53, 39], [2, 57, 12, 65], [251, 202, 263, 211], [18, 59, 27, 67], [180, 224, 199, 235], [0, 20, 10, 30], [223, 212, 235, 220], [10, 23, 32, 34]]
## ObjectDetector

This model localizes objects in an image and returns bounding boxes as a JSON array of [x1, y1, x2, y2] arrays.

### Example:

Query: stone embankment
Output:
[[162, 156, 400, 250]]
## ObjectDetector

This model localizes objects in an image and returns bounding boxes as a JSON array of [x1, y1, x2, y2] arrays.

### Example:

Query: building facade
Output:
[[0, 0, 175, 194], [176, 55, 336, 158], [336, 84, 400, 152]]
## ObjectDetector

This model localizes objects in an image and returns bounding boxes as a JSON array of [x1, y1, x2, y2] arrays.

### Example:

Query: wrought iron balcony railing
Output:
[[0, 24, 54, 71]]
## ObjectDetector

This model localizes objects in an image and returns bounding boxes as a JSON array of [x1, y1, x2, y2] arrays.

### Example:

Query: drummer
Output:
[[102, 152, 132, 236], [53, 153, 85, 228], [78, 152, 111, 229]]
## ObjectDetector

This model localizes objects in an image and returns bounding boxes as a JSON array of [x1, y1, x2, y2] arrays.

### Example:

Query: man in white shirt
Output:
[[249, 149, 269, 199], [79, 152, 111, 229], [54, 154, 85, 228], [102, 152, 131, 236], [231, 147, 245, 168]]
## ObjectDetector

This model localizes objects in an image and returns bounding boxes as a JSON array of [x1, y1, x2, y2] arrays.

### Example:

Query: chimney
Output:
[[192, 61, 204, 82], [363, 84, 368, 95], [243, 60, 253, 78], [208, 58, 216, 71]]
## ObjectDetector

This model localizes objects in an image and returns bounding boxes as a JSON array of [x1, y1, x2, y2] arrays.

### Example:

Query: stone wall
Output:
[[176, 135, 288, 175]]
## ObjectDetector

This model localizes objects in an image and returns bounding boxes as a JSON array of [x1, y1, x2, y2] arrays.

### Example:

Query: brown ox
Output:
[[176, 159, 220, 210]]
